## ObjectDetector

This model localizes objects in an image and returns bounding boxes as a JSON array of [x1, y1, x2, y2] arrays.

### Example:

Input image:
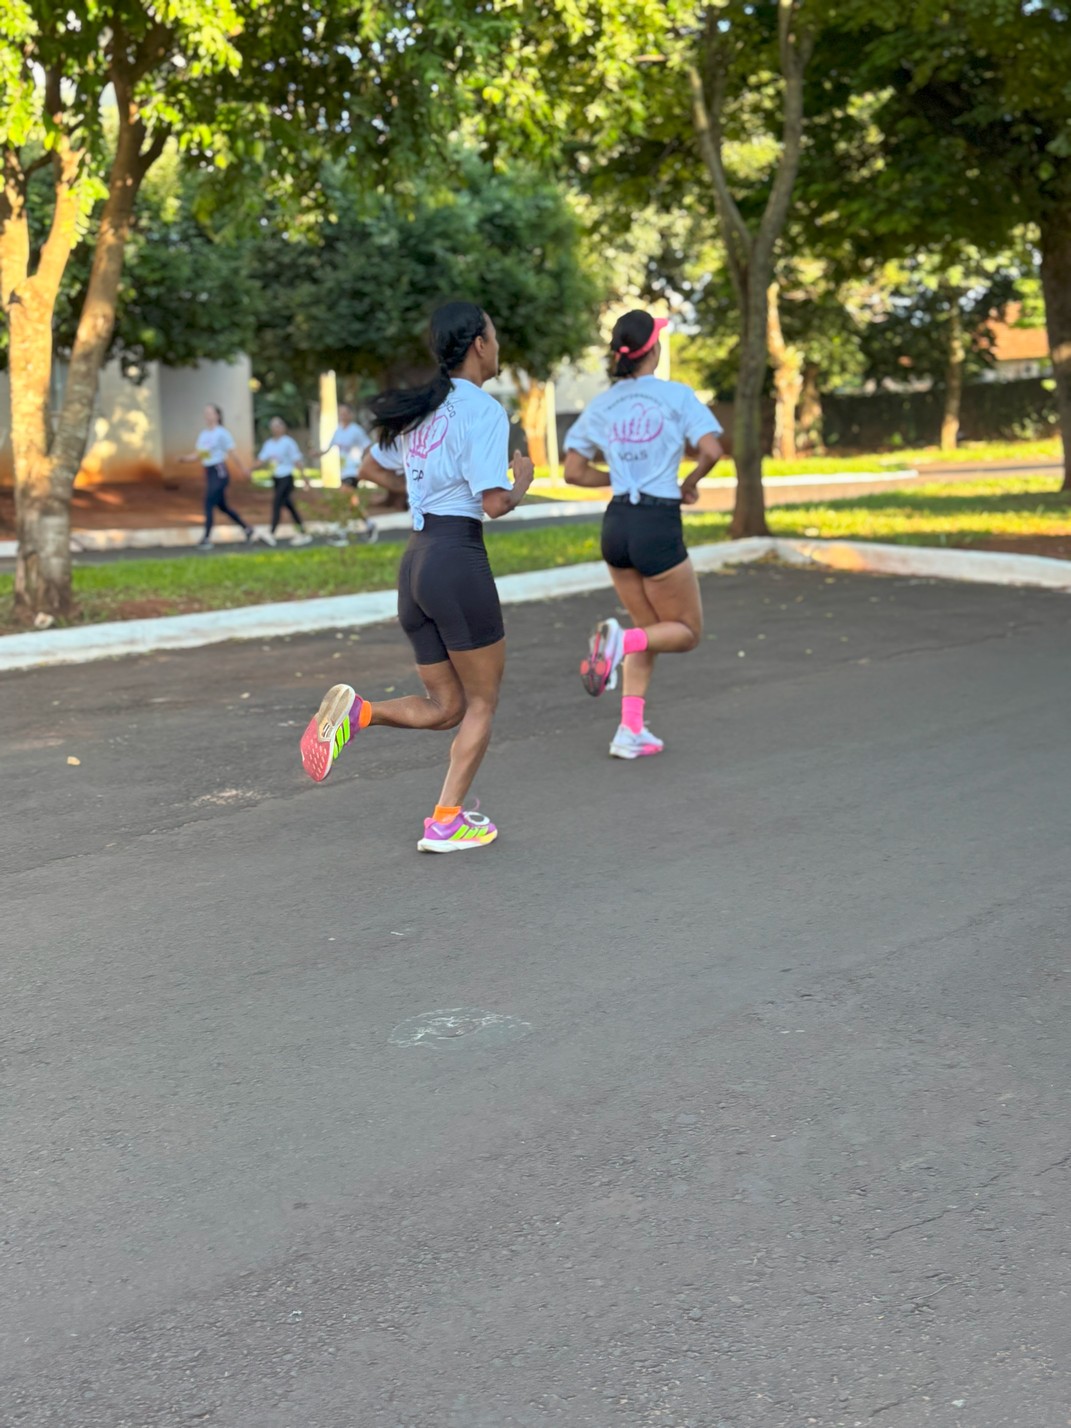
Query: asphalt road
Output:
[[3, 567, 1071, 1427]]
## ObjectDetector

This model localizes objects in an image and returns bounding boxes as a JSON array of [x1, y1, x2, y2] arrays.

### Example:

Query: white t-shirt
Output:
[[370, 379, 510, 529], [196, 426, 236, 469], [330, 421, 371, 478], [563, 375, 722, 502], [258, 434, 303, 477]]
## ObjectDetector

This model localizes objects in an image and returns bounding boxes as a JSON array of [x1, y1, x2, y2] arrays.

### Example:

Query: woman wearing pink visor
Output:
[[563, 310, 725, 759]]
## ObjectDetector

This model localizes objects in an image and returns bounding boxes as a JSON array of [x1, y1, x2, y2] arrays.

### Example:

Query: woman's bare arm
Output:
[[564, 450, 611, 487]]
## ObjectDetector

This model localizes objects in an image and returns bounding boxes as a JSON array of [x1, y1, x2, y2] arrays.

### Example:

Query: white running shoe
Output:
[[609, 724, 664, 759], [328, 534, 349, 548], [580, 617, 626, 697], [260, 530, 278, 547], [290, 531, 313, 546], [361, 520, 379, 545]]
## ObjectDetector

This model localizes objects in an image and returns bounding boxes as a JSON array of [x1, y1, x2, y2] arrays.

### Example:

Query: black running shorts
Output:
[[397, 514, 505, 666], [601, 497, 688, 578]]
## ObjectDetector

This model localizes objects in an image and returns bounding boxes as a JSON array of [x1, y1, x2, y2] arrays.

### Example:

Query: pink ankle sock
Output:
[[622, 628, 648, 656], [622, 695, 645, 734]]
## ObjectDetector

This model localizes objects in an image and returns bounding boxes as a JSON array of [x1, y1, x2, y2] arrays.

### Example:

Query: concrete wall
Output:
[[0, 354, 255, 487], [158, 357, 254, 475]]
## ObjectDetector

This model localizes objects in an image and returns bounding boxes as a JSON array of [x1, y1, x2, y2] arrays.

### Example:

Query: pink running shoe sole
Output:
[[580, 620, 617, 697], [300, 683, 356, 783]]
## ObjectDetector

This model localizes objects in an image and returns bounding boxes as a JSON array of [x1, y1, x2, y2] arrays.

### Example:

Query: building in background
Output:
[[0, 356, 255, 487], [980, 305, 1051, 383]]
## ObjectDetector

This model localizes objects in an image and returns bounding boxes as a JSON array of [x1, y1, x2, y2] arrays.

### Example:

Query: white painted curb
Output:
[[0, 540, 769, 673], [777, 538, 1071, 591], [0, 535, 1067, 674]]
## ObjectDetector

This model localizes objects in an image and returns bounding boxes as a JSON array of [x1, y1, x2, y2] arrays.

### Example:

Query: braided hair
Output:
[[372, 301, 489, 445]]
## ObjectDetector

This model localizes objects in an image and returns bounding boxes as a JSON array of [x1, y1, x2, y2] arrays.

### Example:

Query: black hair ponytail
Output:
[[611, 351, 643, 380], [211, 403, 224, 422], [372, 301, 488, 445]]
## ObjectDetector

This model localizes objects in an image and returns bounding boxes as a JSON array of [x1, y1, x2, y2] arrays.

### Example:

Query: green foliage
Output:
[[252, 154, 604, 394]]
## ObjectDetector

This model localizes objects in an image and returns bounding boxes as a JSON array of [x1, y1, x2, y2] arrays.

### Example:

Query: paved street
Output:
[[2, 567, 1070, 1427]]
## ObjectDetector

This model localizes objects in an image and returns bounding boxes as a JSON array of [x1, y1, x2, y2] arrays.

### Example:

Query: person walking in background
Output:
[[178, 403, 257, 549], [299, 301, 533, 853], [563, 309, 725, 759], [258, 416, 312, 547], [313, 402, 379, 546]]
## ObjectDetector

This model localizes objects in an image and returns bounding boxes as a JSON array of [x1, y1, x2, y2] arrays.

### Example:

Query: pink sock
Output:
[[622, 627, 648, 655], [622, 695, 645, 734]]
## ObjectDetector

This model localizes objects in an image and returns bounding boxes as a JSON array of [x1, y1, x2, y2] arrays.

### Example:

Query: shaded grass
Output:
[[2, 476, 1068, 633]]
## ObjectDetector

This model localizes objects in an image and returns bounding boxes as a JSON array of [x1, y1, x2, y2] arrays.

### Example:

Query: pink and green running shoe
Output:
[[417, 808, 498, 854], [299, 683, 368, 782]]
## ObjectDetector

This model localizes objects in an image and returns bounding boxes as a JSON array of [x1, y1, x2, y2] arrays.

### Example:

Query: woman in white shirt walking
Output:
[[563, 310, 725, 759], [258, 416, 312, 546], [313, 403, 378, 546], [179, 404, 256, 548], [299, 301, 533, 852]]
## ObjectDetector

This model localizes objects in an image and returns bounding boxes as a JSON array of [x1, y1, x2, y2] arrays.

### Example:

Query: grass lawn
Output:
[[531, 437, 1064, 498], [2, 475, 1068, 633]]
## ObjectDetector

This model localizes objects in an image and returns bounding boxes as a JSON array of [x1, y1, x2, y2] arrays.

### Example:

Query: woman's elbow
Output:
[[482, 491, 510, 519]]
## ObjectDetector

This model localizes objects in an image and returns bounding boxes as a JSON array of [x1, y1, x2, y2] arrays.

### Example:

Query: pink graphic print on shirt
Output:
[[610, 399, 664, 446], [409, 409, 450, 460]]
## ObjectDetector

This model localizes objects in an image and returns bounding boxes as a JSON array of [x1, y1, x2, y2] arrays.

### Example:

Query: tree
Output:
[[0, 151, 259, 376], [0, 2, 508, 620], [480, 0, 817, 536], [816, 0, 1071, 486], [251, 154, 603, 453]]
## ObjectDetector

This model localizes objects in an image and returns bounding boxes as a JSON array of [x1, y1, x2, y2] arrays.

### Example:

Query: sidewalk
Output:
[[0, 474, 404, 537]]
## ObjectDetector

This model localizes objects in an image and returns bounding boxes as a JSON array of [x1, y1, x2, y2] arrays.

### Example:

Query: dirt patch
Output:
[[972, 535, 1071, 561], [0, 595, 210, 636]]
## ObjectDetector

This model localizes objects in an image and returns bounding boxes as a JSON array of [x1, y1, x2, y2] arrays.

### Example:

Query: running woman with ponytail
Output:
[[298, 301, 534, 852], [563, 310, 725, 759]]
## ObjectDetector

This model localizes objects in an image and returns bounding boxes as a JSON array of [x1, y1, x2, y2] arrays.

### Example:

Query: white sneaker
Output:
[[328, 534, 349, 548], [361, 521, 379, 545], [609, 724, 664, 759], [581, 617, 625, 696], [260, 531, 278, 547], [290, 532, 313, 546]]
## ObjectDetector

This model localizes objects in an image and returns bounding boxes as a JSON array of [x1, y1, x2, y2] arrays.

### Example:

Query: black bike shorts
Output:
[[601, 498, 688, 578], [397, 515, 505, 666]]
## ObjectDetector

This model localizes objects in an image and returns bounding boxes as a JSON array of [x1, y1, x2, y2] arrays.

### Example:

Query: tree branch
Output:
[[754, 0, 813, 277], [136, 126, 170, 179], [687, 62, 751, 300], [34, 67, 83, 302]]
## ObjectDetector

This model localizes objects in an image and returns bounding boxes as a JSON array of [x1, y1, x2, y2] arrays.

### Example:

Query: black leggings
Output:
[[271, 475, 304, 532], [203, 466, 248, 538]]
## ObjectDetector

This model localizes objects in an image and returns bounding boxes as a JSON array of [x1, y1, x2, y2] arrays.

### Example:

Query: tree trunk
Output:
[[687, 2, 812, 540], [5, 99, 162, 616], [515, 375, 548, 467], [798, 362, 822, 451], [940, 300, 964, 453], [1038, 209, 1071, 493], [767, 281, 803, 460], [731, 294, 771, 538]]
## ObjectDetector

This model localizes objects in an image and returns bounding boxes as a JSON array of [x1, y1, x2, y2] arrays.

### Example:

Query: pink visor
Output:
[[615, 316, 669, 360]]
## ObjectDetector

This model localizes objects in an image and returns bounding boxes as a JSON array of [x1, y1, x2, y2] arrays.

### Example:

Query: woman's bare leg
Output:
[[436, 639, 506, 808], [368, 660, 466, 731], [635, 557, 703, 653], [610, 566, 660, 699]]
